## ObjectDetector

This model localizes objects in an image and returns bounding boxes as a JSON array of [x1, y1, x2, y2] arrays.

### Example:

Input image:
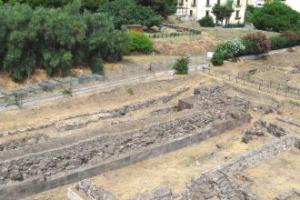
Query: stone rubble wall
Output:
[[0, 74, 104, 105], [78, 179, 117, 200], [0, 87, 189, 138], [0, 134, 49, 152], [187, 135, 299, 200], [0, 86, 249, 185], [0, 110, 234, 184], [0, 111, 251, 200]]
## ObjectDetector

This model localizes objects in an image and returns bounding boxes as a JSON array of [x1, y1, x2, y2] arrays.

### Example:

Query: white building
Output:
[[176, 0, 247, 24]]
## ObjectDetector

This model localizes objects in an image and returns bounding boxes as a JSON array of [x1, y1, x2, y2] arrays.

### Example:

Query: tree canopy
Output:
[[136, 0, 177, 18], [99, 0, 163, 29], [251, 1, 300, 32], [212, 0, 234, 25]]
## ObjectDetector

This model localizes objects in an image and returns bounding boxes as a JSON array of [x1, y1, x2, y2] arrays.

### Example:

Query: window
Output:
[[206, 0, 210, 6], [217, 0, 221, 5], [206, 10, 210, 16], [235, 10, 240, 19], [190, 10, 193, 16], [237, 0, 241, 6], [192, 0, 196, 6]]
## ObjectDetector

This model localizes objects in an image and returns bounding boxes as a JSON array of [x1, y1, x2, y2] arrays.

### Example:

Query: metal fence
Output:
[[202, 68, 300, 99]]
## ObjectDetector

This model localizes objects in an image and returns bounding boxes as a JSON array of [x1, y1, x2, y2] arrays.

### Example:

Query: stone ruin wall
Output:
[[0, 87, 189, 139], [71, 135, 299, 200], [0, 85, 252, 199], [0, 111, 251, 200], [187, 135, 299, 200]]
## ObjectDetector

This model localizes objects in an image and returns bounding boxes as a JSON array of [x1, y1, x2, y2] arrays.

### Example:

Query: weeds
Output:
[[62, 88, 73, 96], [127, 88, 134, 95]]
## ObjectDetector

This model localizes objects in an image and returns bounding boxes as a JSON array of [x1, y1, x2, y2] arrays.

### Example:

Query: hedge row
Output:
[[211, 31, 300, 66], [0, 1, 128, 81]]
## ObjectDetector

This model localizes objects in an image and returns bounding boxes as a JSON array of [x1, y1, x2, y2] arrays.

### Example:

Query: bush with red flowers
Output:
[[242, 32, 271, 55]]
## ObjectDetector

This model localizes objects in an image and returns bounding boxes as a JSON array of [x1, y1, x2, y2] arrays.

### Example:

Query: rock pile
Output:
[[78, 180, 117, 200], [242, 120, 266, 144], [267, 123, 286, 137]]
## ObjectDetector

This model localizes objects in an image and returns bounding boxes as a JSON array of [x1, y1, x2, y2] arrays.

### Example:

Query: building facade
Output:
[[176, 0, 247, 24]]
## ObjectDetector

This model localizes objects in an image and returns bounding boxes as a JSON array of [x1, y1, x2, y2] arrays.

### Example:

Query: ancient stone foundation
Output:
[[0, 112, 251, 200], [69, 135, 299, 200]]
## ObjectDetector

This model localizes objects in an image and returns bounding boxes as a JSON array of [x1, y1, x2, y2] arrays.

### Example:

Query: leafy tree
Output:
[[251, 1, 300, 32], [212, 0, 234, 25], [0, 1, 128, 81], [136, 0, 177, 18], [99, 0, 163, 29], [2, 0, 105, 11]]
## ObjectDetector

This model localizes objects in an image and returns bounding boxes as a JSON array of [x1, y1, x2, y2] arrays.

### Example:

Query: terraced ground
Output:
[[0, 47, 300, 200]]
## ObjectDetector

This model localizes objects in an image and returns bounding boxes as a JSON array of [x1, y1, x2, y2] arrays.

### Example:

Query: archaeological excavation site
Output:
[[0, 48, 300, 200]]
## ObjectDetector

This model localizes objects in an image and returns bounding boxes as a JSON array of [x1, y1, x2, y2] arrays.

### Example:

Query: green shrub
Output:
[[251, 1, 300, 32], [281, 31, 300, 46], [270, 35, 290, 50], [198, 16, 215, 27], [211, 39, 245, 66], [215, 39, 246, 59], [128, 31, 153, 53], [211, 52, 224, 66], [242, 32, 270, 55], [173, 56, 189, 74], [0, 1, 128, 81], [270, 31, 300, 50]]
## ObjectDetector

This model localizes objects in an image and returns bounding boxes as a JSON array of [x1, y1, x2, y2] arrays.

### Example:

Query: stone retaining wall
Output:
[[187, 135, 299, 200], [0, 111, 234, 184], [78, 179, 117, 200], [0, 87, 189, 138], [68, 135, 299, 200], [0, 112, 251, 200], [0, 74, 104, 104]]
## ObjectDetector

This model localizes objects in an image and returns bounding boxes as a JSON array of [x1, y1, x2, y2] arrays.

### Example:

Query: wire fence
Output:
[[202, 68, 300, 99]]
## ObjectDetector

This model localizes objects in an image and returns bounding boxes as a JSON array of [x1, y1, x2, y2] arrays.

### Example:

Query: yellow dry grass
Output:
[[241, 149, 300, 199]]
